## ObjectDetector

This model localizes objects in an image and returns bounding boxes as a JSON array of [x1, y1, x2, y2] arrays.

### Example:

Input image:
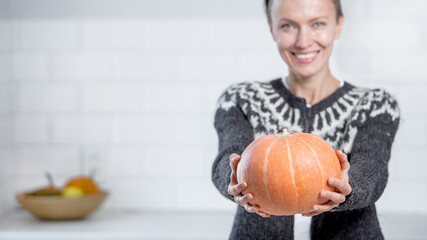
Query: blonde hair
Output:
[[264, 0, 343, 23]]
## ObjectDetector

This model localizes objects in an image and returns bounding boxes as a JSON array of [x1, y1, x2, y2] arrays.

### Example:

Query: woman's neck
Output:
[[286, 70, 340, 106]]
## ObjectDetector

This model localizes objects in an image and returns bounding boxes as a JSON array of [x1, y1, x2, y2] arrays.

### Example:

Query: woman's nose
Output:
[[296, 27, 312, 49]]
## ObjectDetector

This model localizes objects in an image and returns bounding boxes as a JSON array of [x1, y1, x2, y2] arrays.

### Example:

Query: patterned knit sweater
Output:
[[212, 78, 400, 240]]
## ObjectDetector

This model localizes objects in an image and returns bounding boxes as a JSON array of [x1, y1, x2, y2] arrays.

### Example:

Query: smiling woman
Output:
[[267, 0, 344, 99], [211, 0, 401, 239]]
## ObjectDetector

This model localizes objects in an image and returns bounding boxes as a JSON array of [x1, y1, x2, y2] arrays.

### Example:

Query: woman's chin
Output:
[[292, 69, 319, 78]]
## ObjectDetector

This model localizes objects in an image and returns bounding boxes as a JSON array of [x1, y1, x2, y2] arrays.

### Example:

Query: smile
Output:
[[292, 51, 320, 63]]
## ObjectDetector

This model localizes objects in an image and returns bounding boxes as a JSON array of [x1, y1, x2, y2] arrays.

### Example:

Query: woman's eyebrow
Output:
[[279, 16, 329, 23], [310, 16, 329, 22], [279, 18, 298, 24]]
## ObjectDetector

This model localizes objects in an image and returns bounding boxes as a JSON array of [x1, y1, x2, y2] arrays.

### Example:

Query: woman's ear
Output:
[[335, 15, 345, 40]]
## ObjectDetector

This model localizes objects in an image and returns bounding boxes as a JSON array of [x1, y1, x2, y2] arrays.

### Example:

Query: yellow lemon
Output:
[[62, 186, 84, 198]]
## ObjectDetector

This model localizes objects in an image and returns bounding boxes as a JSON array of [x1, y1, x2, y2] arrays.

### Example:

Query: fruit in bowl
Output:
[[63, 175, 100, 195], [62, 186, 84, 198], [24, 173, 62, 197], [16, 174, 108, 220]]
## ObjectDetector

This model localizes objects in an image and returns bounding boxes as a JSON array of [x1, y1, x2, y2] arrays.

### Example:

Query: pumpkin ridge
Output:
[[238, 136, 268, 182], [314, 136, 341, 185], [263, 138, 279, 209], [285, 137, 298, 211], [238, 135, 274, 202], [301, 137, 325, 193]]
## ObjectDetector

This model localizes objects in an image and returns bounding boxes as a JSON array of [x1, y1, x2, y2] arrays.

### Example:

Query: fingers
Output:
[[302, 151, 351, 217], [244, 204, 270, 218], [313, 201, 337, 213], [303, 180, 351, 217], [229, 153, 241, 172], [229, 154, 241, 186], [244, 203, 258, 213], [302, 201, 338, 217], [328, 178, 352, 195], [302, 211, 319, 217], [336, 150, 350, 173], [228, 153, 269, 218], [256, 211, 270, 218], [228, 182, 247, 196], [320, 190, 345, 204], [234, 193, 253, 206]]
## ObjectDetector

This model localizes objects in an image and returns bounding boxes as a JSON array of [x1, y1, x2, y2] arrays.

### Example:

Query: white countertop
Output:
[[0, 209, 234, 240], [1, 209, 426, 240]]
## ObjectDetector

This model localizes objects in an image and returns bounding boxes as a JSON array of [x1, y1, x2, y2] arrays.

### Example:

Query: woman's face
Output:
[[269, 0, 344, 78]]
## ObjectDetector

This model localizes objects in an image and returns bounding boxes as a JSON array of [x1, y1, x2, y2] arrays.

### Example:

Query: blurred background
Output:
[[0, 0, 426, 238]]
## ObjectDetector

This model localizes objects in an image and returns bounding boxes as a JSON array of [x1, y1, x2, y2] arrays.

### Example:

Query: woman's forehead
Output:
[[271, 0, 335, 20]]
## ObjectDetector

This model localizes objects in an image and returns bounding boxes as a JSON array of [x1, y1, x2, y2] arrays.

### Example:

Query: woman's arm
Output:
[[333, 118, 399, 210], [303, 89, 400, 215], [211, 86, 254, 201], [332, 90, 400, 211]]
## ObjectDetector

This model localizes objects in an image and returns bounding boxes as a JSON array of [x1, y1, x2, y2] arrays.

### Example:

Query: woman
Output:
[[211, 0, 400, 239]]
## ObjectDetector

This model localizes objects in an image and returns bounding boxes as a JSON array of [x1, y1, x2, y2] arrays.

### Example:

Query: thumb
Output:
[[229, 153, 241, 172], [336, 150, 350, 173]]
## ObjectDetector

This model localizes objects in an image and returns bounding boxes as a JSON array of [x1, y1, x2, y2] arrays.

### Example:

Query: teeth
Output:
[[296, 52, 317, 59]]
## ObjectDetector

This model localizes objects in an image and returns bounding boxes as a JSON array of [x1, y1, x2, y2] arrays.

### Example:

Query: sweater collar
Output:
[[270, 78, 354, 113], [281, 75, 344, 108]]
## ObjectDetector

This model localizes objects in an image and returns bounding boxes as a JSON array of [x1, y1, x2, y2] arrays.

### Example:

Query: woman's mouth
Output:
[[292, 51, 320, 63]]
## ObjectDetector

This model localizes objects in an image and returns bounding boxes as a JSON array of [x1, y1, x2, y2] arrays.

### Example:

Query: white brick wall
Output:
[[0, 55, 9, 82], [148, 20, 206, 49], [83, 84, 142, 112], [171, 52, 235, 82], [145, 84, 204, 113], [83, 20, 145, 49], [12, 20, 80, 50], [114, 53, 172, 81], [17, 84, 79, 112], [1, 0, 426, 215], [52, 53, 113, 81], [0, 118, 11, 147], [235, 51, 285, 82], [0, 21, 10, 51], [13, 147, 80, 176], [13, 115, 48, 144], [207, 20, 271, 48], [103, 147, 145, 176], [0, 86, 11, 114], [0, 19, 11, 215], [11, 53, 48, 81], [52, 116, 111, 144]]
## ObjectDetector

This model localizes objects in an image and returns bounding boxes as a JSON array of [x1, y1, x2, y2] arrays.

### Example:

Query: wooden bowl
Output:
[[16, 191, 108, 220]]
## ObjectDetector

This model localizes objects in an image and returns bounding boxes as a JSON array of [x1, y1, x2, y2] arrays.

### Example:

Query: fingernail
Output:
[[329, 178, 334, 184], [242, 182, 247, 188], [313, 206, 319, 211], [321, 191, 326, 197], [247, 194, 253, 200]]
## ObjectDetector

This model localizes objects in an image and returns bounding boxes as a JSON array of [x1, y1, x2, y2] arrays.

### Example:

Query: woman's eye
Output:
[[281, 24, 293, 29], [313, 22, 325, 27]]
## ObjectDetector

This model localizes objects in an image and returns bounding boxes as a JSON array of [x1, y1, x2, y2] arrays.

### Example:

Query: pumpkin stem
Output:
[[275, 128, 293, 138]]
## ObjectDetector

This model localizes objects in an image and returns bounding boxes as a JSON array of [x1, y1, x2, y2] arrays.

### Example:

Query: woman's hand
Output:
[[227, 153, 270, 218], [302, 150, 352, 217]]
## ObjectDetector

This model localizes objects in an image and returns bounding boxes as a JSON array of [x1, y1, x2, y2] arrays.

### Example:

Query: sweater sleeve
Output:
[[211, 84, 255, 201], [333, 89, 400, 211]]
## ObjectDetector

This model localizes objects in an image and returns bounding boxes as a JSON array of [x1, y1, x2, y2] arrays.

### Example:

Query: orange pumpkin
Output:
[[65, 175, 100, 194], [237, 129, 341, 216]]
